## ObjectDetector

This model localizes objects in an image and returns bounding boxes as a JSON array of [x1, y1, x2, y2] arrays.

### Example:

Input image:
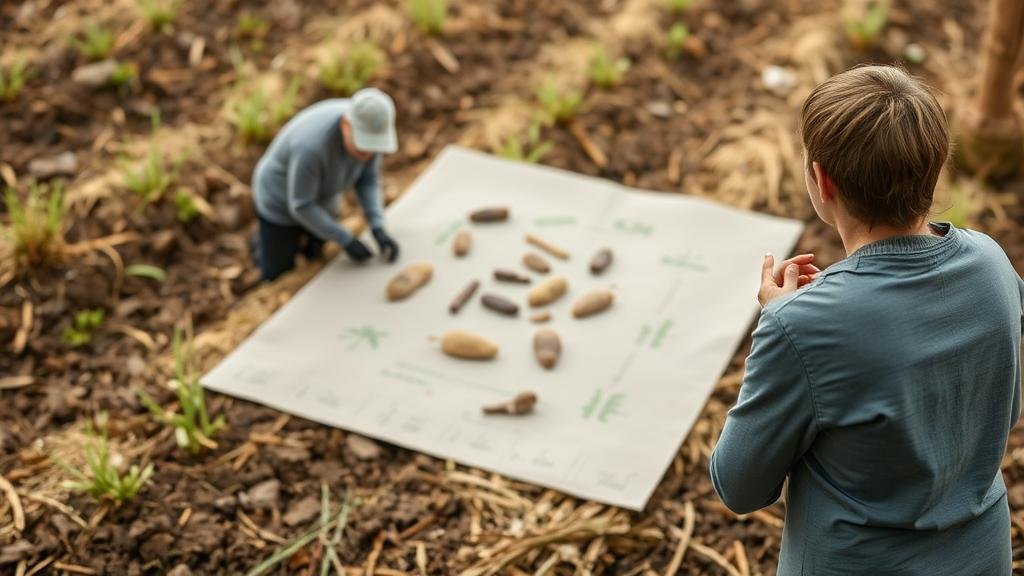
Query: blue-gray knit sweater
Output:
[[253, 99, 384, 246], [711, 223, 1023, 575]]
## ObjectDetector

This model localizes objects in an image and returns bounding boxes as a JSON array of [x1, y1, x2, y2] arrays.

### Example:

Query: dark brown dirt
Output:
[[2, 0, 1023, 574]]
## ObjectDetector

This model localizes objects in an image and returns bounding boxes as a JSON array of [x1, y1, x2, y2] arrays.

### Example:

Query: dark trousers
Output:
[[252, 213, 325, 281]]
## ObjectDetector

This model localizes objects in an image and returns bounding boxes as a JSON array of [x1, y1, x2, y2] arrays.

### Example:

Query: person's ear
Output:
[[812, 161, 835, 204]]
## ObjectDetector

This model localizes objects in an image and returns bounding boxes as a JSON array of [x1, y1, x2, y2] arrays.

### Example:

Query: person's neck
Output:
[[836, 216, 935, 256]]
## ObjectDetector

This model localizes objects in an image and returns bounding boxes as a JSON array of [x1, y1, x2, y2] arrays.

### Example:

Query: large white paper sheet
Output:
[[204, 146, 803, 510]]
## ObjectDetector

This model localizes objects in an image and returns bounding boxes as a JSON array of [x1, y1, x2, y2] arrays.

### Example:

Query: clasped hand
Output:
[[758, 253, 820, 307]]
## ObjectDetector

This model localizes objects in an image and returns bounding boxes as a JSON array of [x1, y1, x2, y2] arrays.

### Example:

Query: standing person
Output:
[[251, 88, 401, 281], [710, 65, 1023, 575]]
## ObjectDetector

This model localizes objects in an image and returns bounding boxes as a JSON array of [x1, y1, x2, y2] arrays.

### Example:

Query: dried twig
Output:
[[364, 530, 386, 576], [0, 474, 25, 532], [51, 562, 97, 575], [733, 540, 750, 576], [664, 500, 694, 576], [567, 121, 608, 168], [238, 510, 288, 545], [24, 493, 87, 529], [690, 541, 742, 576], [0, 376, 34, 390]]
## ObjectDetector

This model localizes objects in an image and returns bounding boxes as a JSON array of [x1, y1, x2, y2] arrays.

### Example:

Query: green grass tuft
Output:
[[137, 325, 226, 454], [55, 412, 154, 504]]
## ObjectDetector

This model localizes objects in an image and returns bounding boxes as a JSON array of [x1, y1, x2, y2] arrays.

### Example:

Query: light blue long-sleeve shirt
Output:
[[252, 99, 385, 247], [710, 222, 1023, 575]]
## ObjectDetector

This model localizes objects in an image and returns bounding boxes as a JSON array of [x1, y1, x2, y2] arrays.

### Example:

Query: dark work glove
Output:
[[344, 238, 373, 262], [372, 227, 400, 263]]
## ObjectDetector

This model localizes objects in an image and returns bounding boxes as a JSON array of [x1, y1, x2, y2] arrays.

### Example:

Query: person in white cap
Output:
[[250, 88, 400, 281]]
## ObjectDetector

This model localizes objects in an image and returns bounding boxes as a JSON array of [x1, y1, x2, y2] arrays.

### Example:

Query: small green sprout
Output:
[[666, 0, 695, 12], [844, 0, 889, 50], [665, 23, 690, 60], [126, 264, 167, 282], [62, 309, 105, 348], [536, 78, 583, 125], [237, 12, 269, 51], [138, 326, 226, 454], [136, 0, 182, 32], [588, 45, 630, 89], [120, 111, 176, 203], [3, 180, 66, 271], [230, 77, 302, 143], [56, 413, 154, 504], [109, 61, 139, 92], [499, 122, 554, 164], [174, 188, 201, 223], [0, 60, 30, 102], [407, 0, 448, 35], [69, 23, 115, 61], [320, 42, 383, 96]]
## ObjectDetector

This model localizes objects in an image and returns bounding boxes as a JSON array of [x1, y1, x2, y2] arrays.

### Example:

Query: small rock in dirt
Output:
[[28, 151, 77, 179], [126, 354, 147, 377], [213, 494, 237, 515], [903, 42, 927, 65], [139, 532, 175, 562], [150, 229, 177, 255], [167, 563, 193, 576], [761, 65, 797, 95], [240, 479, 280, 510], [283, 496, 320, 527], [0, 540, 34, 564], [72, 59, 118, 87], [129, 514, 172, 540], [346, 434, 381, 460], [645, 101, 672, 118]]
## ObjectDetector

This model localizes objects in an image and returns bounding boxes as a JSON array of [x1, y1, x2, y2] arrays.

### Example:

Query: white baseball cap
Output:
[[349, 88, 398, 154]]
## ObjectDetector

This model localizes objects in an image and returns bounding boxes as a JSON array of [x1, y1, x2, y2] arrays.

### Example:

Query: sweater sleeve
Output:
[[709, 309, 818, 514], [286, 150, 353, 247], [354, 154, 385, 230]]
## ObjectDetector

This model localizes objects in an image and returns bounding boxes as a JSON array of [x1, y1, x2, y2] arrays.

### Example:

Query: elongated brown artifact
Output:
[[572, 289, 614, 318], [482, 391, 537, 415], [530, 312, 551, 323], [522, 252, 551, 274], [527, 276, 567, 307], [469, 207, 509, 223], [525, 233, 569, 260], [533, 329, 561, 370], [481, 294, 519, 316], [386, 262, 433, 301], [440, 330, 498, 360], [453, 230, 472, 257], [448, 279, 480, 314], [494, 268, 531, 284], [590, 248, 613, 274]]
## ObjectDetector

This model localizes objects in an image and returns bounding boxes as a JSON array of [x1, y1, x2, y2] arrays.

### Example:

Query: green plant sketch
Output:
[[341, 325, 388, 350]]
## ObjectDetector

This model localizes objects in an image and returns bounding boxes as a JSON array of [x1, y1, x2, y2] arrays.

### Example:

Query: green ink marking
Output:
[[583, 389, 602, 419], [533, 215, 577, 227], [636, 324, 651, 346], [341, 325, 389, 350], [434, 219, 462, 246], [582, 389, 625, 423], [613, 219, 654, 237], [660, 252, 709, 272], [651, 319, 673, 349], [598, 393, 625, 423]]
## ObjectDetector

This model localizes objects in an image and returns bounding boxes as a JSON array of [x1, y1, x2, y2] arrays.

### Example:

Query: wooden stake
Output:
[[956, 0, 1024, 178]]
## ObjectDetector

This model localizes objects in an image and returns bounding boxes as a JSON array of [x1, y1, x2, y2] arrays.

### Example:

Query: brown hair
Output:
[[800, 65, 949, 229]]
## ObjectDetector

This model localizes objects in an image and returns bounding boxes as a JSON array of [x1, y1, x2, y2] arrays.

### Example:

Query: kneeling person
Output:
[[251, 88, 400, 281]]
